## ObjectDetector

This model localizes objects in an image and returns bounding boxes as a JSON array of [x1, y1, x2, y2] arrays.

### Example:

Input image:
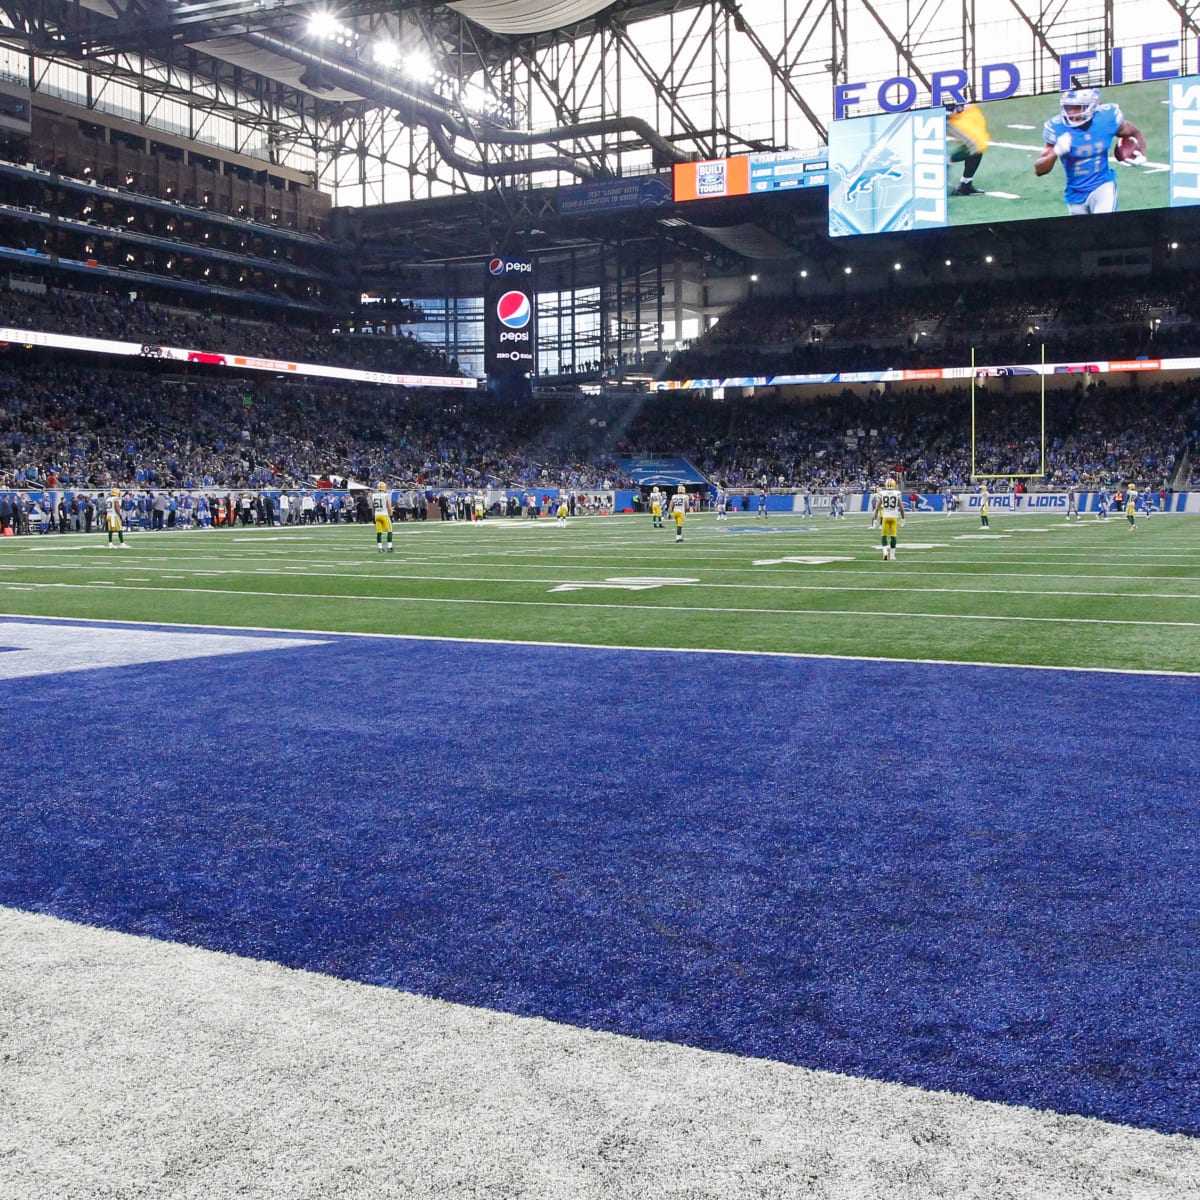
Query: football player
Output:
[[876, 477, 905, 560], [1034, 86, 1146, 215], [105, 487, 128, 548], [668, 484, 688, 543], [1126, 484, 1139, 529], [372, 481, 394, 553], [979, 484, 991, 528], [649, 486, 664, 528], [946, 99, 991, 196]]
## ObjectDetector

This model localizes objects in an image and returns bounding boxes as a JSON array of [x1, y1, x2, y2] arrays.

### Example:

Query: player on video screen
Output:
[[947, 100, 990, 196], [1034, 86, 1146, 215]]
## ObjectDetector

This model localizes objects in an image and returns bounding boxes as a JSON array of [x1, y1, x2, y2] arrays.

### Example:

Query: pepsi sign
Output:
[[497, 290, 531, 330], [485, 256, 536, 372]]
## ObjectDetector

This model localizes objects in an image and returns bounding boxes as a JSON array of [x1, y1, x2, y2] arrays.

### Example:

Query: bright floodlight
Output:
[[459, 83, 491, 114], [403, 50, 434, 81], [371, 40, 401, 68], [307, 11, 340, 39]]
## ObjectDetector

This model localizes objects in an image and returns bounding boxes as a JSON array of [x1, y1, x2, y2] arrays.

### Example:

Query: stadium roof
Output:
[[446, 0, 617, 35]]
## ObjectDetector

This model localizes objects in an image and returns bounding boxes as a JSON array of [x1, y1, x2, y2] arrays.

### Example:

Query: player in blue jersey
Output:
[[1034, 87, 1146, 215], [1096, 487, 1111, 520]]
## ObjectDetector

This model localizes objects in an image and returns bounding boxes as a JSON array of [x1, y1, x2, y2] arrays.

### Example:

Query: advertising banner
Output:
[[484, 255, 536, 374]]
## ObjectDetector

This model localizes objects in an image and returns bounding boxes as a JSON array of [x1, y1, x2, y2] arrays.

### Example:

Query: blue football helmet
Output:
[[1060, 88, 1099, 127]]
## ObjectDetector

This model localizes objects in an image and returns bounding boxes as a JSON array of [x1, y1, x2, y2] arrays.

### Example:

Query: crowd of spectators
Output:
[[0, 352, 1195, 498], [2, 286, 461, 379], [667, 276, 1200, 381]]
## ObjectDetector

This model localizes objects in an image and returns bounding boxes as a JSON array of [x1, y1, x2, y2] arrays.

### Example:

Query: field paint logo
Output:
[[497, 291, 531, 330], [0, 620, 328, 680], [1169, 77, 1200, 205]]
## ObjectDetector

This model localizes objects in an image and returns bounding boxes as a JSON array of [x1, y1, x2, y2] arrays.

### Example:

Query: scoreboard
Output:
[[673, 149, 828, 202]]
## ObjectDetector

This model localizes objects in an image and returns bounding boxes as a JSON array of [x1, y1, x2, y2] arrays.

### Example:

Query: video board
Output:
[[828, 75, 1200, 236], [674, 149, 828, 202]]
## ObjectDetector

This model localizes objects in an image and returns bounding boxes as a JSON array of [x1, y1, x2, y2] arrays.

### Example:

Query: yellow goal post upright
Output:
[[969, 344, 1047, 483]]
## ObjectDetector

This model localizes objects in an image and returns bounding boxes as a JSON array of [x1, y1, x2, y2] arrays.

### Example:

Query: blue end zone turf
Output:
[[1, 619, 1197, 1135]]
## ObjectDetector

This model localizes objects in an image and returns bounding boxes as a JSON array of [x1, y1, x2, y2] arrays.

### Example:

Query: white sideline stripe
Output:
[[4, 613, 1198, 678], [4, 907, 1196, 1200]]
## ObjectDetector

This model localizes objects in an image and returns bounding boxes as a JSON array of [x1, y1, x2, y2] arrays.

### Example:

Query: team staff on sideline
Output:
[[875, 477, 905, 561], [668, 485, 688, 543], [372, 481, 394, 553], [105, 487, 128, 548]]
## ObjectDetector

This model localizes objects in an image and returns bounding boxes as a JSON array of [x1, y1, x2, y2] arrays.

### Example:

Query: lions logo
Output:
[[834, 146, 905, 202]]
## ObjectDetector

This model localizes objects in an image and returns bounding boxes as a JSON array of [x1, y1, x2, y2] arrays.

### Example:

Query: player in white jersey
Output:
[[649, 487, 664, 529], [874, 478, 905, 560], [104, 487, 128, 548], [1126, 485, 1139, 529], [371, 482, 394, 553], [668, 485, 688, 543], [556, 495, 568, 527], [868, 485, 882, 529]]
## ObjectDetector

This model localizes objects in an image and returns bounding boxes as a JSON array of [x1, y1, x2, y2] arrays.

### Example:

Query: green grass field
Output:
[[948, 81, 1171, 226], [2, 510, 1197, 672]]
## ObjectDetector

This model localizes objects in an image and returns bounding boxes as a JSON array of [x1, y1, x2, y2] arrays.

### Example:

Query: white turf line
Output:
[[2, 907, 1197, 1200], [13, 562, 1199, 602], [10, 580, 1200, 631], [1, 613, 1198, 681]]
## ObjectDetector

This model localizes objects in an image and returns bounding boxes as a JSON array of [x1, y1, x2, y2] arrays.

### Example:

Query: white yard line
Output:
[[8, 580, 1200, 630]]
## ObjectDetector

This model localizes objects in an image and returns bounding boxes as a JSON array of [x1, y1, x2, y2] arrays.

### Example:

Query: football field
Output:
[[2, 511, 1198, 1199], [0, 510, 1197, 670]]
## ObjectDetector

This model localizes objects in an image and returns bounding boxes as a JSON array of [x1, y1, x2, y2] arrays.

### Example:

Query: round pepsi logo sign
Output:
[[496, 291, 531, 329]]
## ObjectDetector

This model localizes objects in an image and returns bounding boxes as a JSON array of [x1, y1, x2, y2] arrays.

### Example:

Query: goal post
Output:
[[969, 345, 1047, 481]]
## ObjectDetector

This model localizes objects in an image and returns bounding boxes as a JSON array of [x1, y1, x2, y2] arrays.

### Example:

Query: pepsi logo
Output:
[[488, 257, 505, 276], [497, 291, 531, 329]]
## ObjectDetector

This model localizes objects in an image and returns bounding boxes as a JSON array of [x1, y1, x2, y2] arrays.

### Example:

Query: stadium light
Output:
[[984, 254, 994, 264], [307, 11, 340, 39], [459, 83, 492, 114], [843, 266, 852, 274], [371, 40, 401, 69], [403, 50, 435, 81], [799, 269, 808, 278], [944, 258, 952, 266], [893, 262, 902, 271]]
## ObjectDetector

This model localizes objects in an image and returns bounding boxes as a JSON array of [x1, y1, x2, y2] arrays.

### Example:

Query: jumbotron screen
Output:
[[827, 75, 1200, 236]]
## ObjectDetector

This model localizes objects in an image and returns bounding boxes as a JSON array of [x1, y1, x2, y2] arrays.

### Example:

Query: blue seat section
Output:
[[616, 457, 707, 487], [1, 626, 1196, 1136]]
